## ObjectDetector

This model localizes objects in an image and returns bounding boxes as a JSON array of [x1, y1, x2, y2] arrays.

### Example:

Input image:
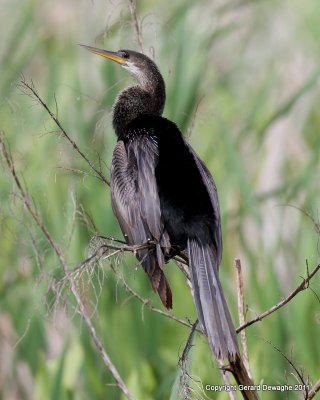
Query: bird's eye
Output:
[[119, 50, 129, 59]]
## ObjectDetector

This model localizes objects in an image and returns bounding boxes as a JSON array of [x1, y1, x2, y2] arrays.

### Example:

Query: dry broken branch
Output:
[[235, 259, 252, 379]]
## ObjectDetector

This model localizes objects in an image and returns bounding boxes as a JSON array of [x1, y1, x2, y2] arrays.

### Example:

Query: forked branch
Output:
[[237, 261, 320, 333]]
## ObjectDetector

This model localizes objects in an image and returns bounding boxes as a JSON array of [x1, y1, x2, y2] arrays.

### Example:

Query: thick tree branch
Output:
[[227, 356, 259, 400]]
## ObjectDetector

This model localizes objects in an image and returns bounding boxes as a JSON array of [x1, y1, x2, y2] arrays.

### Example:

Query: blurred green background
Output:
[[1, 0, 320, 399]]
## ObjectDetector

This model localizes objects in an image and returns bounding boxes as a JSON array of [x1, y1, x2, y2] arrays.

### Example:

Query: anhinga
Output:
[[81, 45, 239, 361]]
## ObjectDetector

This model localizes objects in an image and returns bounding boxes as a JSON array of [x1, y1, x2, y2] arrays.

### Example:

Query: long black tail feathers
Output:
[[187, 239, 239, 361]]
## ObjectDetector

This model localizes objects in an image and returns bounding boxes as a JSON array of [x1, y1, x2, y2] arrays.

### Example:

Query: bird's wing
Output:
[[111, 137, 163, 243], [186, 144, 222, 264], [111, 137, 172, 308]]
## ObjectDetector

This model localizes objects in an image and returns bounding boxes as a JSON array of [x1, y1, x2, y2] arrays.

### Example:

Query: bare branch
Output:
[[308, 379, 320, 400], [174, 257, 191, 281], [17, 78, 109, 186], [127, 0, 144, 53], [277, 204, 320, 236], [237, 262, 320, 333], [178, 320, 198, 399], [109, 263, 195, 330], [52, 236, 197, 331], [55, 166, 99, 181], [262, 338, 309, 399], [0, 131, 134, 400], [94, 235, 127, 245], [226, 356, 259, 400], [235, 259, 252, 379]]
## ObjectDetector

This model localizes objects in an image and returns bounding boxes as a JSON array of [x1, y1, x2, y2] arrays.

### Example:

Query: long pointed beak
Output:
[[79, 44, 126, 65]]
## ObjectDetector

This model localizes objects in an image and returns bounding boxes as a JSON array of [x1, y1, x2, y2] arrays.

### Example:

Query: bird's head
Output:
[[80, 45, 160, 88], [80, 44, 166, 129]]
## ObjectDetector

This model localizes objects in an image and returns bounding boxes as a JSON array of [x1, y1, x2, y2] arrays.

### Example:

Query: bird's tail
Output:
[[188, 238, 239, 360]]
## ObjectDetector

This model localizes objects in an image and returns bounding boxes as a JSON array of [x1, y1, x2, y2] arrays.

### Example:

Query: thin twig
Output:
[[55, 166, 98, 181], [127, 0, 144, 53], [54, 237, 200, 332], [109, 263, 195, 330], [17, 78, 109, 186], [179, 319, 198, 367], [308, 379, 320, 400], [237, 262, 320, 333], [94, 235, 127, 245], [0, 131, 134, 400], [277, 204, 320, 235], [174, 258, 191, 280], [178, 319, 198, 400], [62, 241, 152, 284], [262, 338, 309, 399], [235, 259, 252, 379]]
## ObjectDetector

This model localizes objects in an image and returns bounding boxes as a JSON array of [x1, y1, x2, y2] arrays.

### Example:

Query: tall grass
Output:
[[1, 0, 320, 399]]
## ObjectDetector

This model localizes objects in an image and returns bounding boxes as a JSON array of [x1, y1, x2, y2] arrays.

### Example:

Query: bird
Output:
[[81, 44, 239, 361]]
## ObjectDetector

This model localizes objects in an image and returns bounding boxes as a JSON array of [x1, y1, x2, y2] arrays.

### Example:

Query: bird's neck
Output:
[[112, 71, 166, 137]]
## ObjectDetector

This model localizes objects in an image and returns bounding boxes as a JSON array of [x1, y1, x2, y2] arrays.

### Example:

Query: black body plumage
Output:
[[96, 48, 239, 360]]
